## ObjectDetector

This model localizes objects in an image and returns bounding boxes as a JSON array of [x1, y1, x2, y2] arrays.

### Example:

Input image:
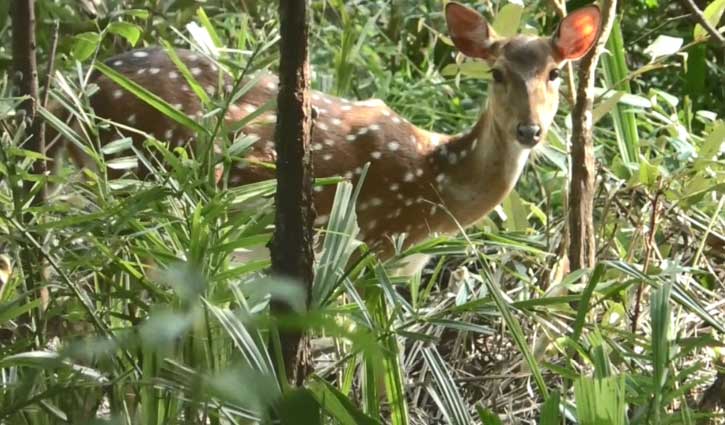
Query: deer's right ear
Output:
[[445, 2, 498, 60]]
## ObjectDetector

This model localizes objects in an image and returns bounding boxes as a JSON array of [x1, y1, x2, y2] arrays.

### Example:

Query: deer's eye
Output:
[[491, 69, 504, 83], [548, 68, 561, 81]]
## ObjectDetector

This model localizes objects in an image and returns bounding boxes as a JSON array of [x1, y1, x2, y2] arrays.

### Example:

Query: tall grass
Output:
[[0, 0, 723, 424]]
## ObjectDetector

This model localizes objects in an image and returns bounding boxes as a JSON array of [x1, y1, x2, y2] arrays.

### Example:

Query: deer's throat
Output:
[[433, 111, 530, 226]]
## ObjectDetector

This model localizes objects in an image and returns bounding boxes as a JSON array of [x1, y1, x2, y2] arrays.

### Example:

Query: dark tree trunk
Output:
[[270, 0, 314, 385], [568, 0, 618, 271], [11, 0, 46, 195], [10, 0, 47, 339]]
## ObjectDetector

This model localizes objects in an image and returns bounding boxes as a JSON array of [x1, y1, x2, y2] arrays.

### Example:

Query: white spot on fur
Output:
[[113, 60, 123, 67], [312, 143, 323, 151], [371, 198, 383, 206], [112, 89, 123, 99], [392, 116, 401, 124], [388, 141, 400, 151], [403, 172, 415, 182], [416, 168, 424, 177], [314, 215, 328, 226], [430, 134, 440, 146], [324, 139, 335, 146], [137, 68, 147, 75], [150, 68, 160, 74], [371, 151, 381, 159], [331, 118, 343, 126], [390, 183, 400, 192], [191, 67, 202, 76], [323, 153, 333, 161], [128, 113, 136, 124], [169, 71, 178, 79], [133, 51, 149, 58]]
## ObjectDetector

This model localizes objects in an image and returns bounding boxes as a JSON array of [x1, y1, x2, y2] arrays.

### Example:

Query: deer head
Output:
[[445, 2, 601, 147]]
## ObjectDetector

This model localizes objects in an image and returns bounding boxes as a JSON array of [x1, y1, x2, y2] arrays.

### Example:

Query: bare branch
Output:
[[680, 0, 725, 45]]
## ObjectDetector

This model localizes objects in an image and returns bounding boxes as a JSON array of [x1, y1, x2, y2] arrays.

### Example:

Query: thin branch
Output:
[[680, 0, 725, 45]]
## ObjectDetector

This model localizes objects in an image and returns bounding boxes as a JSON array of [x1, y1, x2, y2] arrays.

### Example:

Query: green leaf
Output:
[[308, 377, 381, 425], [500, 190, 529, 232], [643, 35, 683, 60], [100, 137, 134, 155], [593, 91, 624, 124], [694, 0, 725, 39], [94, 62, 208, 135], [279, 389, 322, 425], [458, 61, 491, 79], [196, 7, 223, 48], [540, 392, 562, 425], [477, 406, 503, 425], [492, 4, 524, 37], [685, 43, 707, 98], [108, 22, 141, 46], [699, 120, 725, 162], [72, 32, 101, 61], [574, 376, 626, 425]]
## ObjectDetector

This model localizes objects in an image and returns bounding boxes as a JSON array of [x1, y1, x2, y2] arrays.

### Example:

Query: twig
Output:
[[631, 180, 663, 333], [679, 0, 725, 45]]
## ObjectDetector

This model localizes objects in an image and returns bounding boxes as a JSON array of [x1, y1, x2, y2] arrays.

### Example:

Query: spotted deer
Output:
[[50, 2, 601, 273]]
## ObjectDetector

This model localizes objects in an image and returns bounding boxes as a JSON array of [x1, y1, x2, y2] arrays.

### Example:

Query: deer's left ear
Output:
[[552, 5, 601, 61], [445, 2, 500, 60]]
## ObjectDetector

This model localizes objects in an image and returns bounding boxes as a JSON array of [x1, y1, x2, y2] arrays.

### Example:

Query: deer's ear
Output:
[[445, 2, 498, 60], [552, 5, 601, 61]]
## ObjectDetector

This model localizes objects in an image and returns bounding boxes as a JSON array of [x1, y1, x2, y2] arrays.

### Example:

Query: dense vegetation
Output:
[[0, 0, 724, 423]]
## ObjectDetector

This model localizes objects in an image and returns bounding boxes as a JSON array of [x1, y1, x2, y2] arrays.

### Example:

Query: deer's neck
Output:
[[428, 106, 530, 226]]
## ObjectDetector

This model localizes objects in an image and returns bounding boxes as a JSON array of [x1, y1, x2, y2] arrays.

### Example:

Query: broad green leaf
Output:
[[694, 0, 725, 39], [492, 4, 524, 37], [72, 32, 101, 61], [457, 61, 491, 79], [108, 22, 141, 46], [593, 91, 624, 124], [643, 35, 683, 60], [308, 377, 381, 425], [700, 120, 725, 161], [501, 190, 528, 232]]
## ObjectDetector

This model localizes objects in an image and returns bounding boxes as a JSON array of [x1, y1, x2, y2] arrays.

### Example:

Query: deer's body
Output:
[[55, 3, 601, 267]]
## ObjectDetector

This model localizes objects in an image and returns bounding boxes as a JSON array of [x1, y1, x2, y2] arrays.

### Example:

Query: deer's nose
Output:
[[516, 123, 542, 146]]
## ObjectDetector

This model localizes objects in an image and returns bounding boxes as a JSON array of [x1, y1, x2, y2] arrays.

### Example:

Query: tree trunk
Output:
[[270, 0, 315, 385], [568, 0, 618, 271], [11, 0, 49, 336]]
